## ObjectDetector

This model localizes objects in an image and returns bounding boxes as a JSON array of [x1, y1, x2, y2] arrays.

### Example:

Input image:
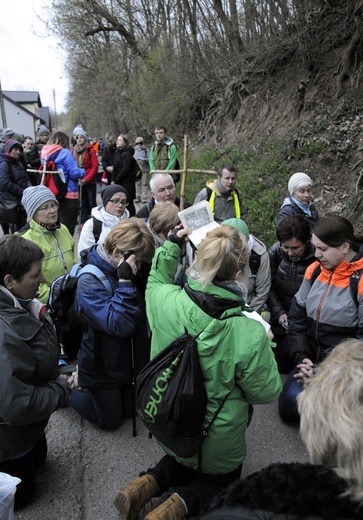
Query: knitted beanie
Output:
[[2, 128, 24, 143], [73, 124, 84, 137], [5, 139, 22, 153], [102, 185, 128, 206], [75, 128, 88, 139], [288, 172, 313, 196], [21, 186, 58, 219], [37, 125, 50, 136]]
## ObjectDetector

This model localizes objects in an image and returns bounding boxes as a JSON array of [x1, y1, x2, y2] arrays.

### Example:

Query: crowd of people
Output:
[[1, 123, 363, 518]]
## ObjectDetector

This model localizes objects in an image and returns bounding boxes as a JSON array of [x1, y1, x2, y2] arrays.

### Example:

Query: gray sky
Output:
[[0, 0, 68, 112]]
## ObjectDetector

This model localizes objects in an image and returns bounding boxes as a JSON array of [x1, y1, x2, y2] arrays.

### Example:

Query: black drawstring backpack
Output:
[[136, 332, 229, 460]]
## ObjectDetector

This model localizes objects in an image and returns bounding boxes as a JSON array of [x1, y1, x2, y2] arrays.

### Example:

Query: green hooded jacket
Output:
[[146, 241, 282, 475]]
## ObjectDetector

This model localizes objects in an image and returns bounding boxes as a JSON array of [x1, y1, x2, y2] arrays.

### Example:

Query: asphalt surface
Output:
[[14, 394, 309, 520]]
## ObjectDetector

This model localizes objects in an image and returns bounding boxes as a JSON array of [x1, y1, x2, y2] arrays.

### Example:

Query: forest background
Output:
[[48, 0, 363, 247]]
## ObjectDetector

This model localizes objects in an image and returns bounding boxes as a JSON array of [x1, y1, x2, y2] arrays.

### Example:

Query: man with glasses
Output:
[[77, 185, 129, 257], [136, 173, 190, 220], [267, 216, 316, 373]]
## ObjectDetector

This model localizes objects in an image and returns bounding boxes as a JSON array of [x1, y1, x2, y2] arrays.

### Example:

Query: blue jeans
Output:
[[69, 387, 124, 430], [278, 367, 304, 422]]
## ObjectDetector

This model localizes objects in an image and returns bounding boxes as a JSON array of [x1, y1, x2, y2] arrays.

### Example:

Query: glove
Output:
[[167, 226, 185, 248], [117, 261, 133, 280]]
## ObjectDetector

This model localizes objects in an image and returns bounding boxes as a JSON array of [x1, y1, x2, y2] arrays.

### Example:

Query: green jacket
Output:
[[146, 241, 282, 475], [149, 137, 177, 171], [16, 220, 75, 304]]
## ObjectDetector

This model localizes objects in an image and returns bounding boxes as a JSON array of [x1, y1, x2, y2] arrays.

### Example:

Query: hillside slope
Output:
[[198, 1, 363, 229]]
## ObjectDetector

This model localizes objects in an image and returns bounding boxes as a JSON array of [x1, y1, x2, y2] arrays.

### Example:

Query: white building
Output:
[[1, 91, 52, 140]]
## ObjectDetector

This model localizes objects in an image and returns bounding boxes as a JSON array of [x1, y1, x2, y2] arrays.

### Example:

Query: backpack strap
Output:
[[205, 186, 212, 201], [249, 249, 261, 277], [77, 264, 112, 294], [310, 264, 321, 286], [349, 268, 363, 306], [92, 217, 103, 244]]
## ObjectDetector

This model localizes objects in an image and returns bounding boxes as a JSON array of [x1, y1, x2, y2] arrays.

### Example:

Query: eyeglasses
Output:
[[108, 199, 128, 206], [279, 243, 306, 253], [38, 203, 58, 212]]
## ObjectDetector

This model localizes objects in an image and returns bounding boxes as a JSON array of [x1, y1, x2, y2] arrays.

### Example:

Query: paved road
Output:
[[14, 393, 309, 520]]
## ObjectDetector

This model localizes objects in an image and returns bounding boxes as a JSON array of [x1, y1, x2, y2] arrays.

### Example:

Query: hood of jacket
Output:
[[41, 144, 63, 160], [185, 276, 245, 319], [91, 205, 129, 226], [206, 178, 235, 197], [0, 289, 43, 340], [80, 245, 118, 281]]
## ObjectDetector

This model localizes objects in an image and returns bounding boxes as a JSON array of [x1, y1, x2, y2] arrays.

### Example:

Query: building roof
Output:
[[2, 94, 38, 120], [3, 90, 42, 107]]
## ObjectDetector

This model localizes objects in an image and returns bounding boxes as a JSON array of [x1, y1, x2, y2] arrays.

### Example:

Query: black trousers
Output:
[[0, 434, 48, 509], [147, 454, 242, 517]]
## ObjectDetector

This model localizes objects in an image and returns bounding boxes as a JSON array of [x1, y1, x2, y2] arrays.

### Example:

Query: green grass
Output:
[[176, 137, 326, 248], [177, 142, 289, 247]]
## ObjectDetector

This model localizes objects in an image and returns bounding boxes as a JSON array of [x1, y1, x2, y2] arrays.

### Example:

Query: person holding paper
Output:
[[114, 225, 281, 520], [194, 165, 248, 224]]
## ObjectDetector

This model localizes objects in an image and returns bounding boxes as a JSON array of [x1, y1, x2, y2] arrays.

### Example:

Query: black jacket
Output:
[[113, 145, 138, 200], [0, 289, 70, 461], [0, 152, 31, 204], [267, 241, 316, 323], [276, 198, 319, 229]]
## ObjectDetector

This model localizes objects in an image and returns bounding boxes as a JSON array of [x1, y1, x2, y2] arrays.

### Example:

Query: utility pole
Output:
[[0, 78, 7, 128]]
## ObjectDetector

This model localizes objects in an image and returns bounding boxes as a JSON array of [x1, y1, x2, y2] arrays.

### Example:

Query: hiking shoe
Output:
[[114, 474, 159, 520], [145, 493, 187, 520]]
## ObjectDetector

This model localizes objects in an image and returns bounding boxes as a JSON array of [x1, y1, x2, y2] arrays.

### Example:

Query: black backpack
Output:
[[136, 332, 229, 460], [47, 263, 112, 359]]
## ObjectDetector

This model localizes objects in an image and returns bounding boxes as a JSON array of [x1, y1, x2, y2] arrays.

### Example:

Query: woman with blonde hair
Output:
[[69, 218, 155, 430], [114, 225, 281, 520], [148, 202, 180, 248]]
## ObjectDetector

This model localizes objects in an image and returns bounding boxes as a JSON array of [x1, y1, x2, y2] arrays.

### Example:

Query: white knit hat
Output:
[[288, 172, 313, 196], [21, 186, 58, 219]]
